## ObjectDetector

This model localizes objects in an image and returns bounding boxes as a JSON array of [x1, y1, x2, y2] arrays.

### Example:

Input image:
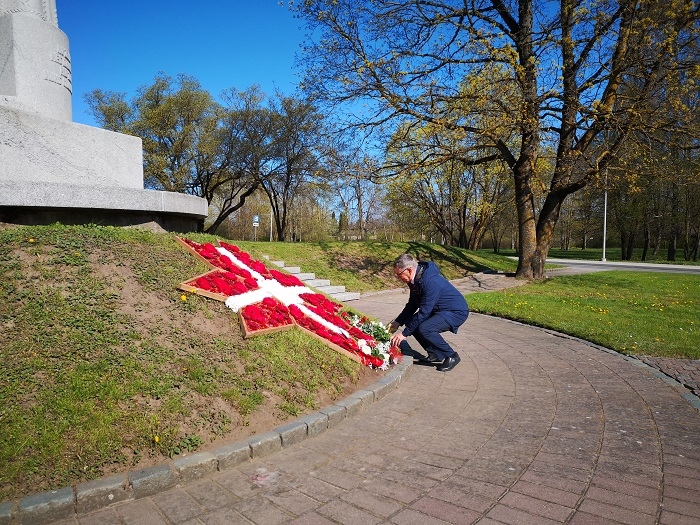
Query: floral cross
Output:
[[176, 238, 401, 369]]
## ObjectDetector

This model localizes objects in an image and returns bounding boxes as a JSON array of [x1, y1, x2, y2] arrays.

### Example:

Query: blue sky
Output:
[[55, 1, 306, 126]]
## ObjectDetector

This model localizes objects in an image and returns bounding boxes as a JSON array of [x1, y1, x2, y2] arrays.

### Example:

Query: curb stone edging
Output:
[[2, 357, 413, 525]]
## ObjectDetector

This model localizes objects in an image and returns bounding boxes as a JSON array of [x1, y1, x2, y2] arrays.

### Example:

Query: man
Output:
[[389, 254, 469, 372]]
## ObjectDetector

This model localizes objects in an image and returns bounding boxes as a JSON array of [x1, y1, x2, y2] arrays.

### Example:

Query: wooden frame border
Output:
[[239, 312, 294, 339], [295, 325, 363, 364], [174, 236, 218, 269]]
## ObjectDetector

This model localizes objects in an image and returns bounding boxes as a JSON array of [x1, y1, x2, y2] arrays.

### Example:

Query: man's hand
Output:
[[390, 332, 406, 348]]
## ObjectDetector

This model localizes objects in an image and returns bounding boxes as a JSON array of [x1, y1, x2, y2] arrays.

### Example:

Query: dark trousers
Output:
[[412, 314, 459, 360]]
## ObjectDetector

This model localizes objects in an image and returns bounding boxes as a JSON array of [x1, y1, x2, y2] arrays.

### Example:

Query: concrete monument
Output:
[[0, 0, 208, 231]]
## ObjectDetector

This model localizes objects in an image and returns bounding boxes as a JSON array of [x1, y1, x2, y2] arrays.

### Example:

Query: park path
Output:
[[46, 276, 700, 525]]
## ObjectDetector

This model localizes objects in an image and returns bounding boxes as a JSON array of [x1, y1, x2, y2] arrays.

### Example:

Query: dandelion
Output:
[[180, 294, 187, 302], [28, 238, 34, 243], [154, 435, 159, 443]]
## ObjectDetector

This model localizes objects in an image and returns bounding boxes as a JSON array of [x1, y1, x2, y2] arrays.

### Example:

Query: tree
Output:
[[205, 86, 278, 234], [385, 116, 513, 249], [85, 74, 262, 234], [83, 89, 132, 132], [320, 143, 386, 240], [258, 94, 325, 241], [294, 0, 700, 278]]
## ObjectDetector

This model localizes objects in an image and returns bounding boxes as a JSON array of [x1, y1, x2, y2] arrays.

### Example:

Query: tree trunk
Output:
[[620, 230, 635, 260], [467, 218, 487, 251], [531, 193, 566, 279], [514, 165, 543, 279], [642, 226, 650, 261], [667, 225, 677, 261]]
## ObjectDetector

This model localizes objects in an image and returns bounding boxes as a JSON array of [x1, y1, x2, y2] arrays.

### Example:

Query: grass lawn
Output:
[[233, 239, 517, 293], [467, 271, 700, 359], [0, 226, 367, 501]]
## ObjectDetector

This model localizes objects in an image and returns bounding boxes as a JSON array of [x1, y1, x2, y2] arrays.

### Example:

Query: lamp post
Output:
[[602, 169, 608, 262]]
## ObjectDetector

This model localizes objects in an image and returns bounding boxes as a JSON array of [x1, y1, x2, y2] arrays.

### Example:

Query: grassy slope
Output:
[[0, 225, 514, 502], [234, 239, 516, 293]]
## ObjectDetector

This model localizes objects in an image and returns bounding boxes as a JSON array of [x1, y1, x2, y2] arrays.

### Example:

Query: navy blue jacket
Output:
[[395, 261, 469, 337]]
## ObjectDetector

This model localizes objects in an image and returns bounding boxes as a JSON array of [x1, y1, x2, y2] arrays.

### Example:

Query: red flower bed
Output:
[[181, 239, 242, 273], [289, 304, 360, 354], [178, 238, 399, 369], [183, 238, 309, 289], [269, 269, 304, 287], [300, 293, 341, 313], [184, 270, 257, 297], [303, 303, 353, 332], [218, 241, 240, 254], [241, 297, 293, 332]]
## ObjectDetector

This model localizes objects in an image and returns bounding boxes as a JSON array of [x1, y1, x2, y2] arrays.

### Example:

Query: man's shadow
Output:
[[398, 340, 436, 366]]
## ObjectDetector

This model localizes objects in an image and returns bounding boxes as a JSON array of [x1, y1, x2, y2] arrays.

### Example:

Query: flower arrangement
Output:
[[342, 312, 402, 369], [176, 237, 401, 369]]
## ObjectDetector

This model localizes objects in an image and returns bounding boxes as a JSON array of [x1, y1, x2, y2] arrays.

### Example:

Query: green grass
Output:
[[467, 271, 700, 359], [6, 223, 696, 501], [0, 224, 379, 501]]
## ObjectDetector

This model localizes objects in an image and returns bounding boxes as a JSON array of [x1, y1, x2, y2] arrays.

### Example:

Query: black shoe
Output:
[[437, 353, 460, 372], [415, 353, 442, 364]]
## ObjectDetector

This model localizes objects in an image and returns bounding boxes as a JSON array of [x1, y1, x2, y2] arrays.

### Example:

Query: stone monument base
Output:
[[0, 106, 209, 233], [0, 182, 207, 233]]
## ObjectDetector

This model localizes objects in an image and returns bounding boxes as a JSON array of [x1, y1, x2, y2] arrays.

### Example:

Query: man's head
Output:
[[394, 254, 418, 283]]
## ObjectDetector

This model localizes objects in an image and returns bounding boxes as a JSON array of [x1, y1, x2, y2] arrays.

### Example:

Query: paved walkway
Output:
[[39, 278, 700, 525]]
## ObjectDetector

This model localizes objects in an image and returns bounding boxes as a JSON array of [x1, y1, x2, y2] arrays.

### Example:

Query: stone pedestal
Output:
[[0, 106, 143, 188], [0, 1, 209, 232]]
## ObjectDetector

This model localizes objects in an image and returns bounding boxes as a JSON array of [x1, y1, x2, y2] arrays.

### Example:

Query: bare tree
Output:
[[85, 75, 263, 234], [259, 95, 324, 241]]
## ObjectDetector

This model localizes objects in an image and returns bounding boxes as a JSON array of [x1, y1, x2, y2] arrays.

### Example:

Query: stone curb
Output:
[[0, 357, 413, 525]]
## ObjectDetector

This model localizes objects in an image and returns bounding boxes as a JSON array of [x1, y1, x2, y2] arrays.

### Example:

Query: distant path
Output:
[[545, 258, 700, 275]]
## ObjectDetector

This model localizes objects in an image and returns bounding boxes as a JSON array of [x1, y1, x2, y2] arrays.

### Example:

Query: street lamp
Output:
[[602, 169, 607, 262]]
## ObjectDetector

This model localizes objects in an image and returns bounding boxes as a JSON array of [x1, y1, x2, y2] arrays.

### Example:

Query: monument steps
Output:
[[264, 257, 361, 302]]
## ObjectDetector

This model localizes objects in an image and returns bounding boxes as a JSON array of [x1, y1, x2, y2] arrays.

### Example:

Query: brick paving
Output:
[[9, 273, 700, 525], [638, 356, 700, 398]]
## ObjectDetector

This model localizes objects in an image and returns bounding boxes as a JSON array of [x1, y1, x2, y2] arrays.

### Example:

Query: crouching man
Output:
[[389, 254, 469, 372]]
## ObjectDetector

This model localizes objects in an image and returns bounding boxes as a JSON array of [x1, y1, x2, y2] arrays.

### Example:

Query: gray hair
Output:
[[394, 253, 418, 271]]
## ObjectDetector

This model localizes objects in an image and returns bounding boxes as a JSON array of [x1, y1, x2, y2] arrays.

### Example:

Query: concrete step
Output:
[[261, 254, 358, 301], [314, 285, 346, 295], [330, 291, 361, 302], [304, 279, 331, 288], [268, 260, 312, 279]]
